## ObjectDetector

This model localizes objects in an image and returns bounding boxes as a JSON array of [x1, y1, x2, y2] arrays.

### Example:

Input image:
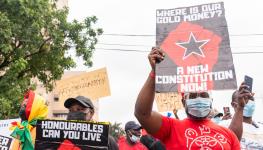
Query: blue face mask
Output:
[[243, 100, 256, 117], [186, 97, 212, 118], [211, 117, 221, 124]]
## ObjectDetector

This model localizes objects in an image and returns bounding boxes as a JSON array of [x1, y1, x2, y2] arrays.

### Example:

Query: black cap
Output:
[[211, 109, 223, 118], [64, 96, 94, 110], [125, 121, 141, 131], [214, 112, 223, 118]]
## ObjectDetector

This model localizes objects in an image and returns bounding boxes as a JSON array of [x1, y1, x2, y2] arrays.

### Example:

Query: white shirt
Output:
[[219, 120, 263, 150]]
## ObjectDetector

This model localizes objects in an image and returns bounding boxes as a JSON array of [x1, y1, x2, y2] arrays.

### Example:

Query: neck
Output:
[[243, 116, 253, 124]]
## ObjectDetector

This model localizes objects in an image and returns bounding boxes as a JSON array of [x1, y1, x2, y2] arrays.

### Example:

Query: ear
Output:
[[89, 109, 95, 115], [90, 110, 95, 116]]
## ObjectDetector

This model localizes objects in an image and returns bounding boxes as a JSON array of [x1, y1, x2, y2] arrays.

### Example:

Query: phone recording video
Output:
[[223, 107, 230, 115], [244, 75, 253, 92]]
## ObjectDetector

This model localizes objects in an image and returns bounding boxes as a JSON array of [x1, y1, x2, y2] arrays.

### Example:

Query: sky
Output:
[[68, 0, 263, 126]]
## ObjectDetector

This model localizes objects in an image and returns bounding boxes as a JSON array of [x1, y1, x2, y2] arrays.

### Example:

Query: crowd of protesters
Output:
[[8, 47, 263, 150]]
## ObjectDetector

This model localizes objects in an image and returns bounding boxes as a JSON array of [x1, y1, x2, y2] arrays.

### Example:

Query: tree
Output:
[[109, 122, 125, 142], [0, 0, 103, 119]]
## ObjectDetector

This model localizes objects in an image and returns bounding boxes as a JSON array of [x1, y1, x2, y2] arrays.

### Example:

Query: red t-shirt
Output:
[[118, 136, 148, 150], [153, 116, 240, 150]]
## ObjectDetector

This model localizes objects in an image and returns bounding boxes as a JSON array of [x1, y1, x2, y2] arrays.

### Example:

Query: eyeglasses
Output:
[[184, 92, 210, 99]]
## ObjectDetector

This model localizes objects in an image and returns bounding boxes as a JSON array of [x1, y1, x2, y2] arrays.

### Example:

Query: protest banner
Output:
[[53, 67, 111, 111], [35, 119, 109, 150], [155, 2, 237, 92], [155, 92, 183, 112], [0, 119, 20, 138], [0, 135, 12, 150]]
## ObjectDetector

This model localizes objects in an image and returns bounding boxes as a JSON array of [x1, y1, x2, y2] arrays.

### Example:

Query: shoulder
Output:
[[136, 142, 148, 150], [108, 135, 117, 142], [151, 116, 181, 140], [117, 136, 126, 144], [108, 135, 119, 150], [162, 116, 181, 124]]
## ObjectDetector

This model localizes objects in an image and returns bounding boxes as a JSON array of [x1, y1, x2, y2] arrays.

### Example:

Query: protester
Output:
[[64, 96, 119, 150], [118, 121, 147, 150], [134, 47, 244, 149], [64, 96, 95, 121], [10, 90, 48, 150], [208, 108, 225, 124], [219, 89, 263, 149]]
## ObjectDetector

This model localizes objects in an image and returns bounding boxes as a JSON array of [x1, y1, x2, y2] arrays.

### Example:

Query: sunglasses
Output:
[[184, 92, 210, 99]]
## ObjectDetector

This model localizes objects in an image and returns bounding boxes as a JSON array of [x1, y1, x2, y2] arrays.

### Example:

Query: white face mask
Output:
[[211, 117, 222, 124], [186, 97, 212, 119], [243, 100, 256, 117], [130, 134, 140, 143]]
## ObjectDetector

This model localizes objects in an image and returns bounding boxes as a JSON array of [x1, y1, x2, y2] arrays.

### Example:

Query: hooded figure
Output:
[[10, 90, 48, 150]]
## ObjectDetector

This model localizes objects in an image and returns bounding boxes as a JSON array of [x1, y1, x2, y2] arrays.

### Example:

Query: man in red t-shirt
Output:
[[118, 121, 148, 150], [134, 47, 251, 149]]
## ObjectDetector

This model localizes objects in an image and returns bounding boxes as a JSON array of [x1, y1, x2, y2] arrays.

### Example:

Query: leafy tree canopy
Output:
[[0, 0, 103, 119]]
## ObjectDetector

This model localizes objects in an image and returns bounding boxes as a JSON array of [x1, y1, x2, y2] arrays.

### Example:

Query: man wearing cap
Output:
[[64, 95, 119, 150], [134, 47, 251, 149], [64, 96, 95, 121], [118, 121, 147, 150]]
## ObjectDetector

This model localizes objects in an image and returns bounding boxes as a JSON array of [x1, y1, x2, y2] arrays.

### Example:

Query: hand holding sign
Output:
[[155, 2, 237, 93], [148, 47, 165, 71], [35, 120, 109, 150]]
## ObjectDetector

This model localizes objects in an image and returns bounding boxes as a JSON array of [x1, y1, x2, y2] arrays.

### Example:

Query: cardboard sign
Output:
[[0, 135, 12, 150], [54, 68, 110, 110], [155, 2, 237, 92], [35, 119, 109, 150], [155, 92, 183, 112]]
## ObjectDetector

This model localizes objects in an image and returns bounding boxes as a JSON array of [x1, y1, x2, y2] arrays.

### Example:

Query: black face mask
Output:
[[67, 111, 86, 121]]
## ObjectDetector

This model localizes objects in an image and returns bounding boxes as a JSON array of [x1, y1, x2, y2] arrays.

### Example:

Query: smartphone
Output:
[[223, 107, 230, 115], [244, 75, 253, 92]]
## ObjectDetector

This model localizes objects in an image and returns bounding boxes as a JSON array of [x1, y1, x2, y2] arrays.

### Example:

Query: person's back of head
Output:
[[140, 135, 155, 148]]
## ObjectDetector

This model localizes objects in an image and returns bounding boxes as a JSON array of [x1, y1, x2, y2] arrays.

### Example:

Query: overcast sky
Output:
[[68, 0, 263, 125]]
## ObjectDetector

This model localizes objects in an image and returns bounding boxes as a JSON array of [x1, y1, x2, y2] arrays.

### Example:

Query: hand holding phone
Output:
[[244, 75, 253, 92], [223, 107, 230, 115]]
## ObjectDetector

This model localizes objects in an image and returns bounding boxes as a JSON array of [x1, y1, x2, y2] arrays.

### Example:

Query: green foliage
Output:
[[109, 122, 125, 141], [0, 0, 103, 119]]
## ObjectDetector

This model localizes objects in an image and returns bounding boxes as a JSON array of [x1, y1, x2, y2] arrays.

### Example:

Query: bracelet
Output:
[[149, 71, 155, 79]]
